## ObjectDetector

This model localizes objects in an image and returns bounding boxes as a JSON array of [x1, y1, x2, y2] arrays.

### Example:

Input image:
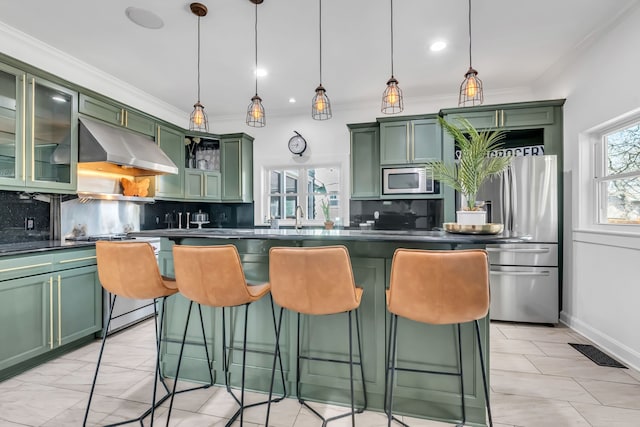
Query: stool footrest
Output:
[[299, 354, 363, 366], [391, 365, 462, 377]]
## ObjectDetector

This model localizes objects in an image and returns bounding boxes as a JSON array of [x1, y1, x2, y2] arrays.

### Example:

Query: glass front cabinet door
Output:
[[0, 63, 78, 192]]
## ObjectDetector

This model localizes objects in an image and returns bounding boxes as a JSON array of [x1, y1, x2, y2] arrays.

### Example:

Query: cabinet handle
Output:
[[406, 125, 410, 162], [0, 262, 52, 273], [490, 270, 551, 277], [59, 256, 96, 264], [124, 110, 128, 127], [49, 277, 53, 349], [495, 110, 499, 127], [29, 77, 35, 182], [411, 125, 415, 160], [20, 76, 26, 181], [486, 247, 550, 254], [57, 275, 61, 347], [501, 110, 505, 127]]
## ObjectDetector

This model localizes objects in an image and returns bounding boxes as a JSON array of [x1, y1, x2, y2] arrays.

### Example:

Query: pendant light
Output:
[[381, 0, 403, 114], [312, 0, 331, 120], [458, 0, 484, 107], [246, 0, 265, 127], [189, 3, 209, 132]]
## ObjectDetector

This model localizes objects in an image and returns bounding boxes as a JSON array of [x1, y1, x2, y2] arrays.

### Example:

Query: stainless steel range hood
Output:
[[78, 117, 178, 176]]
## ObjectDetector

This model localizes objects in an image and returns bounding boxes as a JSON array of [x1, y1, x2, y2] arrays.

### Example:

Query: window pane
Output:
[[285, 171, 298, 193], [601, 177, 640, 224], [270, 171, 281, 194], [606, 124, 640, 176], [285, 196, 298, 218], [269, 196, 281, 219]]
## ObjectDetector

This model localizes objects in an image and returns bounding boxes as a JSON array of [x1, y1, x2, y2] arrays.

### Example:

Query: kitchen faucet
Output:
[[295, 205, 304, 229]]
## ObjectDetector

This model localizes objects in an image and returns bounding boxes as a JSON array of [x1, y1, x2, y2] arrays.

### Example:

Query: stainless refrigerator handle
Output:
[[490, 270, 551, 277], [486, 248, 550, 254]]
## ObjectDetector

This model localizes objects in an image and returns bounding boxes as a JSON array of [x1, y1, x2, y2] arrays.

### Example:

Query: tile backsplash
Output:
[[0, 191, 51, 244], [349, 199, 443, 230]]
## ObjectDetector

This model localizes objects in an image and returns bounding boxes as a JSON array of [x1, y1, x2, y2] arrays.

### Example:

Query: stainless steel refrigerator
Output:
[[474, 155, 559, 324]]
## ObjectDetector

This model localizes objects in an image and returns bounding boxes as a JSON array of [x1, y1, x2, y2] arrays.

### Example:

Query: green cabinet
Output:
[[0, 247, 101, 379], [0, 63, 78, 193], [443, 105, 555, 130], [185, 170, 221, 200], [349, 123, 380, 199], [379, 116, 441, 165], [79, 94, 156, 137], [155, 126, 185, 200], [221, 134, 254, 202]]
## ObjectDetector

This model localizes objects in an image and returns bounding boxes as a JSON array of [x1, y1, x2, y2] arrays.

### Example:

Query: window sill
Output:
[[573, 228, 640, 250]]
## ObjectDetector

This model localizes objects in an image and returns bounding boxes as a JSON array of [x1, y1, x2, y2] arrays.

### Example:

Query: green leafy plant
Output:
[[429, 117, 511, 211], [320, 197, 331, 222]]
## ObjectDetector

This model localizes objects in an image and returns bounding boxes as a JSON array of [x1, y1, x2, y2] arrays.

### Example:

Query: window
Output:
[[266, 166, 340, 223], [595, 121, 640, 225]]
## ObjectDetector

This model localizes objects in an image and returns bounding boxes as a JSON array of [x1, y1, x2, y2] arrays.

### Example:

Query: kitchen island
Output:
[[133, 228, 528, 426]]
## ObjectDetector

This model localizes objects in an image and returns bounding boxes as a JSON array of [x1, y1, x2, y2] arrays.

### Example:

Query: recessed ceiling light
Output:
[[289, 98, 296, 103], [430, 41, 447, 52], [125, 7, 164, 29], [256, 68, 268, 77]]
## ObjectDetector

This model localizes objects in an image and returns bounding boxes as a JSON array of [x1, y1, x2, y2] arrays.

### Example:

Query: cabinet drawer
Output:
[[0, 254, 53, 281], [53, 248, 97, 270], [486, 243, 557, 267]]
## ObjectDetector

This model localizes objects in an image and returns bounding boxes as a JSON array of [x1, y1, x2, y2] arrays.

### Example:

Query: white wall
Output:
[[533, 3, 640, 370]]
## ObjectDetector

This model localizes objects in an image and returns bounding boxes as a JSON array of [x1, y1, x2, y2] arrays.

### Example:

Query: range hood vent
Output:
[[78, 117, 178, 176]]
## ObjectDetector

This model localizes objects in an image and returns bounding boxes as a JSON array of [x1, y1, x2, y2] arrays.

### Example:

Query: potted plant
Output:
[[320, 197, 334, 229], [429, 117, 511, 225]]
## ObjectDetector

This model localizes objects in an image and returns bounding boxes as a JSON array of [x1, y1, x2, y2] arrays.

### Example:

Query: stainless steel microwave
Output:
[[382, 166, 435, 194]]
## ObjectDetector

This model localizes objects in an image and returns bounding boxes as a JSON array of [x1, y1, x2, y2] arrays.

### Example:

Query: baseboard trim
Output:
[[560, 311, 640, 372]]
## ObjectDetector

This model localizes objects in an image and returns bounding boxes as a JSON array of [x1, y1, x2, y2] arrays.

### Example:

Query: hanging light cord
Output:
[[319, 0, 323, 84], [254, 2, 258, 96], [197, 15, 202, 102], [467, 0, 473, 68], [390, 0, 395, 77]]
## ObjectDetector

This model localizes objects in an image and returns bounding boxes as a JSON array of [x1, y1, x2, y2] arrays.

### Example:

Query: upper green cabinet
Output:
[[79, 94, 155, 137], [185, 170, 221, 200], [379, 116, 442, 165], [155, 125, 185, 200], [0, 63, 78, 193], [221, 134, 253, 202], [349, 123, 380, 199]]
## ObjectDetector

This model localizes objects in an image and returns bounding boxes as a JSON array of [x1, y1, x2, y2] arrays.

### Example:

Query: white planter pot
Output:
[[456, 210, 487, 225]]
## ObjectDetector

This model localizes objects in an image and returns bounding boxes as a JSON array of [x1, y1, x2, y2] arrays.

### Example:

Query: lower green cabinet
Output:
[[0, 248, 102, 379], [0, 273, 51, 371]]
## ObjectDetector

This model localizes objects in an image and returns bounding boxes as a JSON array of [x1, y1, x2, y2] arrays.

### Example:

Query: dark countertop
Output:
[[131, 228, 531, 244], [0, 240, 96, 257]]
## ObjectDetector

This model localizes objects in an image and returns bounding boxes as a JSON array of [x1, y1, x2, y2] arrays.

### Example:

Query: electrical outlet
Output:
[[25, 217, 35, 230]]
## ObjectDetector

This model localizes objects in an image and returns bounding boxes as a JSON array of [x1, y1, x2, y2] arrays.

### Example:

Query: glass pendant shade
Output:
[[382, 76, 404, 114], [459, 67, 483, 107], [246, 95, 265, 127], [189, 101, 208, 132], [312, 84, 332, 120]]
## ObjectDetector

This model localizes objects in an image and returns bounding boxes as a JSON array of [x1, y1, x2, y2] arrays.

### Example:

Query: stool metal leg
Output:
[[385, 314, 408, 427], [83, 295, 116, 426], [355, 308, 368, 411], [457, 323, 466, 426], [265, 307, 285, 426], [348, 310, 355, 426], [166, 301, 194, 427], [475, 320, 493, 427]]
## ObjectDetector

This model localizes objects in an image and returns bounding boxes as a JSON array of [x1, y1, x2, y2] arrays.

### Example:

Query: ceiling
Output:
[[0, 0, 637, 121]]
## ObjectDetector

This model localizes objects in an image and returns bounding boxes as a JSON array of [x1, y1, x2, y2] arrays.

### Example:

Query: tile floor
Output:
[[1, 320, 639, 426]]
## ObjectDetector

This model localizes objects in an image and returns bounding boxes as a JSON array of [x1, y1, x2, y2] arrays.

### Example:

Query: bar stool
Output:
[[385, 248, 492, 427], [83, 241, 213, 427], [266, 245, 367, 427], [167, 244, 287, 427]]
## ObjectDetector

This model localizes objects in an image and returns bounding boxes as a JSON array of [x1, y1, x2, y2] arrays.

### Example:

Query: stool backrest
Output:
[[388, 249, 490, 325], [173, 245, 253, 307], [268, 245, 359, 315], [96, 241, 172, 299]]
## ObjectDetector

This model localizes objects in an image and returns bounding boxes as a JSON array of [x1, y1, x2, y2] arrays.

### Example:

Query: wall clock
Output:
[[288, 131, 307, 156]]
